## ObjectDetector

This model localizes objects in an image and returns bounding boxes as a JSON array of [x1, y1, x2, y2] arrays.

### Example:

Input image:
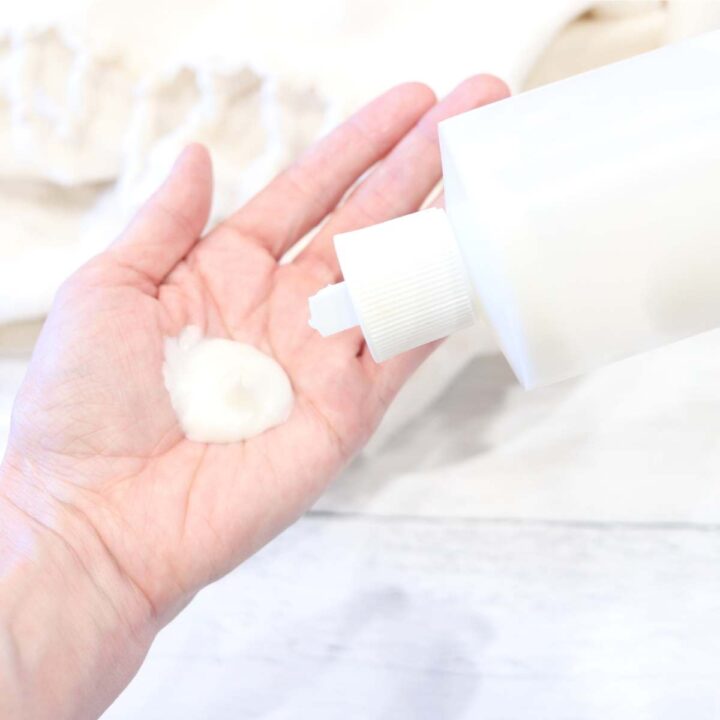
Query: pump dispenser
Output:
[[308, 30, 720, 388]]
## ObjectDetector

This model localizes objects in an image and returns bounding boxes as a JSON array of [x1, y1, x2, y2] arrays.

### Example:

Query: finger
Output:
[[225, 82, 436, 258], [428, 189, 445, 208], [109, 144, 213, 286], [361, 80, 508, 393], [364, 338, 443, 413], [298, 74, 509, 275]]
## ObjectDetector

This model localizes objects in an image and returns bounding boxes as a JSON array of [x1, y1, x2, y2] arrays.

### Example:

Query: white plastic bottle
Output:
[[308, 30, 720, 388]]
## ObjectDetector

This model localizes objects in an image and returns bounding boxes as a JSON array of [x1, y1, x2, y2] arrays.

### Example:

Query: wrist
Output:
[[0, 455, 156, 720]]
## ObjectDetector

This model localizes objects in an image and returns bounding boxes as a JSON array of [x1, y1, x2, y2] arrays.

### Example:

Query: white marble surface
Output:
[[102, 513, 720, 719]]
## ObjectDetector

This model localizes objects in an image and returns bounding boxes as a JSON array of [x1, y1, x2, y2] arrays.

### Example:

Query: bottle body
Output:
[[440, 30, 720, 387], [309, 30, 720, 389]]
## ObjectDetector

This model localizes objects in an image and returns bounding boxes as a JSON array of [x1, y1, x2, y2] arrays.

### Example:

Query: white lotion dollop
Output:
[[163, 326, 293, 443]]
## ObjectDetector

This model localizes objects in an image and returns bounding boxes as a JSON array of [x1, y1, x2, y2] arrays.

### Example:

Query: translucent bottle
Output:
[[308, 30, 720, 388]]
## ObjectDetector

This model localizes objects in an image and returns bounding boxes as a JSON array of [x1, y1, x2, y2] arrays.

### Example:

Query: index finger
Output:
[[224, 82, 436, 258]]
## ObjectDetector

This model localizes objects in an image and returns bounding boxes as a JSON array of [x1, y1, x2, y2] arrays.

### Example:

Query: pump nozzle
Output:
[[308, 281, 359, 337]]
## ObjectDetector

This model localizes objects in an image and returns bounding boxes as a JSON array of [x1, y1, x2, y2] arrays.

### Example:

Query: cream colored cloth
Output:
[[321, 327, 720, 523], [0, 0, 593, 323]]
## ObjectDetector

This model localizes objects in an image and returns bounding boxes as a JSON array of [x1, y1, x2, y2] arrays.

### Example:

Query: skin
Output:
[[0, 75, 509, 719]]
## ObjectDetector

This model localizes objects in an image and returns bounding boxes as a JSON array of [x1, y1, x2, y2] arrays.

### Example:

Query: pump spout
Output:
[[308, 281, 359, 337]]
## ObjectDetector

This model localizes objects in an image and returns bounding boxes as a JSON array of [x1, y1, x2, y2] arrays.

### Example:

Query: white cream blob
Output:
[[163, 325, 293, 443]]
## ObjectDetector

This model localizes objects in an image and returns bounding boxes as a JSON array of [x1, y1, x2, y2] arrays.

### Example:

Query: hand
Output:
[[1, 75, 508, 718]]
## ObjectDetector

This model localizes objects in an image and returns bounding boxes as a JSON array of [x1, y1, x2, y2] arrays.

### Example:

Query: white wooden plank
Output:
[[103, 514, 720, 719]]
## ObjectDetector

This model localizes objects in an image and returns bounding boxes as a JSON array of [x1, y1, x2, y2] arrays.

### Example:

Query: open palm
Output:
[[6, 77, 508, 622]]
